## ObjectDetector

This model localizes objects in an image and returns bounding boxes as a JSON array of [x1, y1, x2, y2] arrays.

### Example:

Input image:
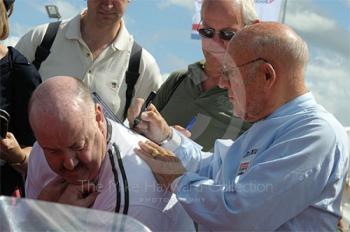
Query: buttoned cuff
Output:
[[161, 127, 182, 151]]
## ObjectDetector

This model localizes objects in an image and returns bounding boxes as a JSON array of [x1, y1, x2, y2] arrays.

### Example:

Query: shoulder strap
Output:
[[32, 21, 61, 70], [123, 41, 142, 120], [157, 71, 186, 113], [167, 72, 186, 101]]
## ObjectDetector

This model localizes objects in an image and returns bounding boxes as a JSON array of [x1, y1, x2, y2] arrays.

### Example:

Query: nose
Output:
[[102, 0, 114, 9], [62, 151, 79, 170]]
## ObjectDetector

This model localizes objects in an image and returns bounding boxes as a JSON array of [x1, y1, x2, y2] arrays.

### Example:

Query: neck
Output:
[[201, 63, 221, 91]]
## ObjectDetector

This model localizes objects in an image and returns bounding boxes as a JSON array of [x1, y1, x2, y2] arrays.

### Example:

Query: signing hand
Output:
[[135, 140, 186, 190], [128, 98, 171, 144]]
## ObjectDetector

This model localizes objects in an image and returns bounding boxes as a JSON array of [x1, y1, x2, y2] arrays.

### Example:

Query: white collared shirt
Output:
[[16, 11, 162, 119], [26, 120, 194, 231]]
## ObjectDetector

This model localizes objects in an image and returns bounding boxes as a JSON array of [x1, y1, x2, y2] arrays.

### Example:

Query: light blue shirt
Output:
[[170, 92, 349, 231]]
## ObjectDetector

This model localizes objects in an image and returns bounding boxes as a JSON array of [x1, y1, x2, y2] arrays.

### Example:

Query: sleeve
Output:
[[25, 142, 56, 199], [11, 49, 42, 145], [25, 143, 44, 199], [169, 130, 232, 177], [132, 48, 162, 103], [15, 24, 48, 63], [173, 120, 344, 231]]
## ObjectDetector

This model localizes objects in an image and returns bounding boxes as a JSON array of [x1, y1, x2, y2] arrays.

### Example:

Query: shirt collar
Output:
[[65, 10, 130, 52], [266, 91, 315, 120], [187, 60, 205, 86]]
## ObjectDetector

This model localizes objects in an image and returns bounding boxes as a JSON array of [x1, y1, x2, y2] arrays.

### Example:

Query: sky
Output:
[[2, 0, 350, 126]]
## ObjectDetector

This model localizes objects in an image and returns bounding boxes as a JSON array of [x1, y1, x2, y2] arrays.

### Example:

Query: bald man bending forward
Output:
[[26, 76, 194, 231]]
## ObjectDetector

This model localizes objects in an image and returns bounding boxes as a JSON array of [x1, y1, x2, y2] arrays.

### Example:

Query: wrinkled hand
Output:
[[135, 140, 186, 190], [128, 98, 171, 144], [0, 132, 26, 163], [58, 181, 99, 208]]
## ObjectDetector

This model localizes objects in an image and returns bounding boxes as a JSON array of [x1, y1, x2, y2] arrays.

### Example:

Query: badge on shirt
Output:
[[237, 149, 258, 176]]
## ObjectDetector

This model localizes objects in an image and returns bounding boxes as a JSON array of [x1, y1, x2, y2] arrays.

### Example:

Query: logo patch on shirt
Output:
[[237, 149, 258, 176]]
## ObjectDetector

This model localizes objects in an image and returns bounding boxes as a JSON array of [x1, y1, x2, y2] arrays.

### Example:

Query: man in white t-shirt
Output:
[[26, 76, 194, 231], [16, 0, 162, 120]]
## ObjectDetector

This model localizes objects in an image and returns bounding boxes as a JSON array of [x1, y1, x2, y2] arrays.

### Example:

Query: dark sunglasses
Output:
[[198, 27, 236, 41]]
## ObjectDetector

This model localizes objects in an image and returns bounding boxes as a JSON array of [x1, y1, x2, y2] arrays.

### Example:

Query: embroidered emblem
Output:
[[237, 149, 258, 176]]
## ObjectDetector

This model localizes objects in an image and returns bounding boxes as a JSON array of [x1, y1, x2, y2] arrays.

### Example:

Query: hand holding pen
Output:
[[128, 92, 172, 144], [133, 91, 157, 128]]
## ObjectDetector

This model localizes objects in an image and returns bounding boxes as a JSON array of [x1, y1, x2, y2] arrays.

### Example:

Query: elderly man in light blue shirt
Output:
[[129, 22, 349, 231]]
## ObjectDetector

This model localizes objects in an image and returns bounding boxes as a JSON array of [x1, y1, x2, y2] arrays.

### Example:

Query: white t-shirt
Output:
[[15, 12, 162, 120], [26, 120, 194, 231]]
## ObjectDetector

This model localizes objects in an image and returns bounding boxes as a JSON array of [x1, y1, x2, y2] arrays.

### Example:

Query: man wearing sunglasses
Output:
[[137, 0, 259, 151]]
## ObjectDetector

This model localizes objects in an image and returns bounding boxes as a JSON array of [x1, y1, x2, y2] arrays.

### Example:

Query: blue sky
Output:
[[3, 0, 350, 126]]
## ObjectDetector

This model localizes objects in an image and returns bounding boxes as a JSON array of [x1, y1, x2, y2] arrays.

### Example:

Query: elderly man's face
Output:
[[200, 1, 245, 69], [87, 0, 129, 23], [220, 52, 267, 122], [34, 105, 106, 184]]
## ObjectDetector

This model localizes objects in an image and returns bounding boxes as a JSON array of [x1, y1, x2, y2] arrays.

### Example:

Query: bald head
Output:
[[227, 22, 309, 80], [29, 76, 95, 133], [220, 22, 309, 122]]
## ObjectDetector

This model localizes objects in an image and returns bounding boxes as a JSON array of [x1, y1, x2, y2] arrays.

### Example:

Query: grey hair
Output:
[[201, 0, 258, 25], [239, 0, 259, 25]]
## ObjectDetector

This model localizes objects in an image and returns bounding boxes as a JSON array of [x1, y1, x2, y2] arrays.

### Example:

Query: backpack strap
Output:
[[157, 71, 186, 113], [123, 41, 142, 120], [33, 21, 61, 70]]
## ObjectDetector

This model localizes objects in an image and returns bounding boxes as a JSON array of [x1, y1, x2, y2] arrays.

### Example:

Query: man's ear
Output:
[[261, 62, 276, 90], [95, 104, 104, 127]]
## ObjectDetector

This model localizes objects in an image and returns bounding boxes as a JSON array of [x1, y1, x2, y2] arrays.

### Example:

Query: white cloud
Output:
[[306, 51, 350, 126], [157, 0, 194, 11], [288, 11, 336, 32], [285, 0, 350, 126], [286, 9, 349, 57]]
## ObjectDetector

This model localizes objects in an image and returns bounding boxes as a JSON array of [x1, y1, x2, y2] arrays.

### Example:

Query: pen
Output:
[[185, 116, 196, 131], [133, 91, 157, 127]]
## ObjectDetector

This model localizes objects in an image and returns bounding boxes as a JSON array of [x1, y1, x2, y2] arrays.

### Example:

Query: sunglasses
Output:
[[198, 27, 236, 41]]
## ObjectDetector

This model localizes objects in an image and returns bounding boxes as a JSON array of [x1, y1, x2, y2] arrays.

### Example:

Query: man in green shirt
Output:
[[151, 0, 258, 151]]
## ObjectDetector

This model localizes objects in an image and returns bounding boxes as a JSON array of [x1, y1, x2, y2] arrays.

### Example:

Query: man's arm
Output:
[[172, 121, 347, 231], [132, 48, 162, 103], [15, 23, 48, 63]]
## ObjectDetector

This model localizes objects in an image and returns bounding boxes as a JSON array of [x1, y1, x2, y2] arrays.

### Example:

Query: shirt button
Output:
[[111, 82, 118, 89], [88, 70, 92, 74], [86, 53, 90, 57]]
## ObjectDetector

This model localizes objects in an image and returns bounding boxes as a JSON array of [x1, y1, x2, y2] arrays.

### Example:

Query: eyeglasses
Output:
[[221, 58, 268, 80], [198, 27, 236, 41]]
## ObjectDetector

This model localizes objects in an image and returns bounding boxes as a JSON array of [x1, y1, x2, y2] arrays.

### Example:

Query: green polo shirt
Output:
[[153, 61, 251, 151]]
